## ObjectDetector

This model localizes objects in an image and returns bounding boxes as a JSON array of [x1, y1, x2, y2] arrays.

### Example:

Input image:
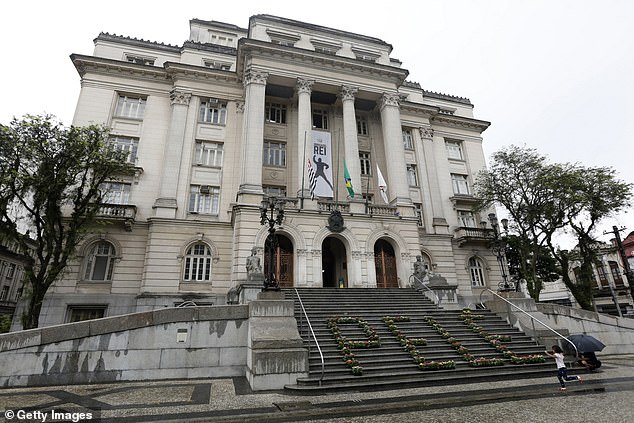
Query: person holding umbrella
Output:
[[567, 334, 605, 372], [544, 345, 583, 391]]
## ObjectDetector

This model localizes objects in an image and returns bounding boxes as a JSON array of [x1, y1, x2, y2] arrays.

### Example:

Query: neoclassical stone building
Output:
[[37, 15, 501, 325]]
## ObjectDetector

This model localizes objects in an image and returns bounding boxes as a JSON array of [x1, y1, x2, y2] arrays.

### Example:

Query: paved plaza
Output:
[[1, 355, 633, 422]]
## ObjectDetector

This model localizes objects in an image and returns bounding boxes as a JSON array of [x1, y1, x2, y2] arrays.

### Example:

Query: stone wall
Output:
[[486, 297, 634, 355], [0, 306, 249, 387]]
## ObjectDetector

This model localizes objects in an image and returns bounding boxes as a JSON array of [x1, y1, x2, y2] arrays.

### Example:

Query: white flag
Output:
[[376, 164, 389, 204]]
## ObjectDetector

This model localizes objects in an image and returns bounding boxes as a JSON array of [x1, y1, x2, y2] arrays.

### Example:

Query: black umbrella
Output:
[[567, 334, 606, 352]]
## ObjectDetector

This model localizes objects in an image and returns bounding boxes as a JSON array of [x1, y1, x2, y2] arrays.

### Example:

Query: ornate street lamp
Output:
[[488, 213, 512, 291], [260, 196, 285, 291]]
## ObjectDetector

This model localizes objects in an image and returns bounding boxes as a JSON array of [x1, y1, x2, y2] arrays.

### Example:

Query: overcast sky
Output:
[[2, 0, 632, 246]]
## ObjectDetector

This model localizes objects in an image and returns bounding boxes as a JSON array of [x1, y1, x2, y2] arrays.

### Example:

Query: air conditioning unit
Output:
[[199, 185, 210, 194]]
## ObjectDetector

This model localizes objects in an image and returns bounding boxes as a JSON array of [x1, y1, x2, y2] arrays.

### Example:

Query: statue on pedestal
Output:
[[413, 256, 428, 284], [246, 247, 264, 281]]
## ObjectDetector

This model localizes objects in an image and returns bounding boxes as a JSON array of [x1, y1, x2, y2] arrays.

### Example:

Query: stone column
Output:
[[340, 85, 364, 213], [238, 67, 268, 203], [153, 89, 192, 218], [419, 126, 449, 233], [379, 93, 411, 206], [296, 78, 314, 199]]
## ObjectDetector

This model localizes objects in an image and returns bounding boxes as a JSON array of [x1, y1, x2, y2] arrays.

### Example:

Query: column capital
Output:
[[170, 89, 192, 106], [419, 126, 434, 139], [296, 77, 315, 95], [244, 67, 269, 86], [379, 92, 401, 109], [340, 85, 358, 102]]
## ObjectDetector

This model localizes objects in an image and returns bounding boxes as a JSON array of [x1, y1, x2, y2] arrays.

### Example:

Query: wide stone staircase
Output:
[[283, 288, 563, 392]]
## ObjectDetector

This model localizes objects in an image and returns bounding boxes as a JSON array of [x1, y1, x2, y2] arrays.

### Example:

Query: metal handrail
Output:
[[294, 288, 325, 386], [479, 288, 578, 358], [409, 274, 441, 306]]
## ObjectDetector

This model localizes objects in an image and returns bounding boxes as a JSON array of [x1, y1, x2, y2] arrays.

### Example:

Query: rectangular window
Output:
[[402, 129, 414, 150], [265, 102, 287, 124], [609, 261, 624, 286], [114, 95, 146, 119], [125, 55, 155, 66], [451, 174, 470, 195], [194, 142, 224, 167], [407, 164, 418, 186], [361, 193, 373, 203], [0, 286, 8, 301], [414, 203, 423, 226], [446, 140, 464, 160], [263, 141, 286, 167], [203, 60, 231, 70], [68, 306, 106, 323], [359, 152, 371, 176], [263, 186, 287, 198], [356, 116, 368, 136], [458, 210, 476, 227], [6, 263, 15, 279], [312, 109, 328, 130], [101, 182, 131, 205], [597, 265, 609, 287], [109, 136, 139, 164], [189, 185, 220, 215], [199, 98, 227, 125]]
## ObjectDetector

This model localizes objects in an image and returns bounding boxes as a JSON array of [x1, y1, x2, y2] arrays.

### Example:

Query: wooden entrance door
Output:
[[264, 234, 294, 288], [374, 239, 398, 288]]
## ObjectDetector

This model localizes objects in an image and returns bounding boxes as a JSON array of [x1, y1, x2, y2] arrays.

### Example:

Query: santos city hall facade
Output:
[[36, 15, 500, 326]]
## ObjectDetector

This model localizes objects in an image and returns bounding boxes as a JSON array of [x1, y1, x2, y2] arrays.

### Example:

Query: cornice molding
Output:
[[94, 33, 180, 53], [70, 55, 241, 86], [431, 115, 490, 133], [71, 54, 168, 81], [163, 62, 239, 84], [237, 39, 408, 86]]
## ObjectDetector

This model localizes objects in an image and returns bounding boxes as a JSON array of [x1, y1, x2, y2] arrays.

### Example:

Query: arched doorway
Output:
[[264, 234, 294, 288], [374, 239, 398, 288], [322, 237, 348, 288]]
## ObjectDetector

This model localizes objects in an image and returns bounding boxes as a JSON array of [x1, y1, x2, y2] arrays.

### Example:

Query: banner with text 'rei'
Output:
[[311, 130, 334, 198]]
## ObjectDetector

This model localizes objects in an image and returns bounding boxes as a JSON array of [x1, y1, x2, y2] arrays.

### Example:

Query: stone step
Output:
[[282, 287, 552, 391]]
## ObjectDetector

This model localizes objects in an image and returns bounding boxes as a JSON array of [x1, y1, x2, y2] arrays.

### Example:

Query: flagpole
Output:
[[300, 131, 307, 209], [335, 128, 341, 205]]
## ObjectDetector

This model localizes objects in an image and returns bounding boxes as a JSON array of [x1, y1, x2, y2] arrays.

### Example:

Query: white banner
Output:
[[311, 130, 334, 198]]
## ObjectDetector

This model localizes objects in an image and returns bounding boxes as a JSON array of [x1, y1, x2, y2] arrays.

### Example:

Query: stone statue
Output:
[[246, 247, 263, 280], [413, 255, 428, 283]]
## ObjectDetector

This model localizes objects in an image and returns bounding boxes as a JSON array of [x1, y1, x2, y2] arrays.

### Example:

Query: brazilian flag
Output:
[[344, 160, 355, 198]]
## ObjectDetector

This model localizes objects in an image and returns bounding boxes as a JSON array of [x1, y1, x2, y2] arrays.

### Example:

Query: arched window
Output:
[[469, 257, 486, 287], [84, 241, 116, 281], [183, 242, 212, 281], [420, 252, 432, 271]]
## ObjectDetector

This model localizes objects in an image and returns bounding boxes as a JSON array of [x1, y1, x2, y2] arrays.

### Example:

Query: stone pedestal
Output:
[[246, 296, 308, 390]]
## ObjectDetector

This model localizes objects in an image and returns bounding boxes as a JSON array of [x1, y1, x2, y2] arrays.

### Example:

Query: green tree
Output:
[[474, 146, 566, 300], [504, 234, 560, 286], [544, 166, 632, 309], [475, 145, 632, 309], [0, 115, 131, 329]]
